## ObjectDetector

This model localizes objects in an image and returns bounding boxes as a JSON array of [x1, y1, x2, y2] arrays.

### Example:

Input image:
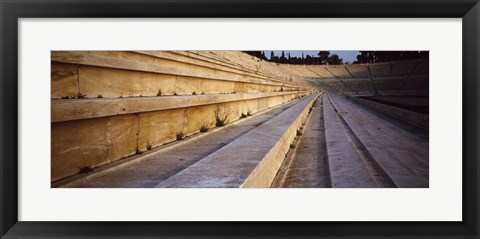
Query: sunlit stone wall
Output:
[[51, 51, 313, 181]]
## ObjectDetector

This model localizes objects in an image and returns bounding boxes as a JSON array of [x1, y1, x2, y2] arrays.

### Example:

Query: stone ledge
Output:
[[315, 74, 428, 81], [189, 51, 303, 83], [51, 51, 299, 88], [155, 93, 319, 188], [52, 96, 310, 187], [178, 51, 303, 85], [347, 96, 429, 130], [135, 51, 290, 84], [285, 59, 428, 79], [52, 91, 306, 122]]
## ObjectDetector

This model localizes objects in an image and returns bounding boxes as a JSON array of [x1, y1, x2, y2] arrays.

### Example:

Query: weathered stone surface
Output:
[[176, 76, 202, 95], [50, 51, 428, 187], [51, 51, 86, 64], [244, 83, 260, 92], [257, 97, 269, 111], [51, 92, 305, 122], [79, 65, 176, 98], [278, 65, 308, 77], [106, 114, 139, 161], [327, 94, 428, 187], [105, 51, 152, 66], [138, 108, 186, 150], [266, 85, 279, 92], [50, 51, 318, 183], [87, 51, 122, 59], [89, 51, 156, 64], [271, 95, 331, 188], [243, 99, 258, 115], [369, 63, 392, 78], [154, 94, 317, 188], [222, 101, 242, 121], [56, 98, 306, 188], [345, 65, 370, 78], [348, 96, 429, 129], [154, 56, 217, 78], [342, 78, 376, 94], [258, 84, 268, 93], [306, 66, 335, 78], [51, 114, 140, 181], [139, 51, 257, 79], [53, 51, 306, 89], [152, 52, 285, 86], [288, 65, 316, 77], [51, 117, 109, 181], [372, 76, 405, 93], [51, 63, 78, 99], [234, 82, 246, 93], [201, 79, 235, 94], [185, 104, 217, 135], [119, 51, 156, 64], [322, 94, 378, 188], [52, 98, 118, 122], [325, 65, 351, 78], [268, 96, 283, 108], [53, 96, 277, 181]]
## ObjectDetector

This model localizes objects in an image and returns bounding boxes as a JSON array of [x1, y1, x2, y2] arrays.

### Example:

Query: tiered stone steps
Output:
[[273, 93, 428, 188], [56, 92, 428, 188], [50, 51, 313, 182], [270, 94, 331, 188], [54, 94, 318, 188]]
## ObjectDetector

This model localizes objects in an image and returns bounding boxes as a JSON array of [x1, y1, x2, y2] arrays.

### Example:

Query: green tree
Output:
[[280, 51, 286, 63], [318, 51, 330, 65], [328, 54, 343, 65], [354, 51, 428, 64]]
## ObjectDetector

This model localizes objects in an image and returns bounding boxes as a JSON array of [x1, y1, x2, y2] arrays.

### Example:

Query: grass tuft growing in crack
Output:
[[214, 106, 231, 127], [78, 166, 93, 174], [176, 132, 185, 141], [135, 146, 142, 155], [200, 125, 210, 132], [77, 92, 87, 99]]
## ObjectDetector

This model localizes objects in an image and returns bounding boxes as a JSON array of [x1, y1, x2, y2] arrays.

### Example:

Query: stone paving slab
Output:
[[273, 94, 331, 188], [323, 94, 379, 188], [328, 94, 428, 187]]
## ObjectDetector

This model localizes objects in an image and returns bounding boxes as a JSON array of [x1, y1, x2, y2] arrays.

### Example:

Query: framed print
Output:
[[1, 0, 479, 238]]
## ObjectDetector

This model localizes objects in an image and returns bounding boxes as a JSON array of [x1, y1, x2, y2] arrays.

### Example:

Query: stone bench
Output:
[[155, 93, 319, 188]]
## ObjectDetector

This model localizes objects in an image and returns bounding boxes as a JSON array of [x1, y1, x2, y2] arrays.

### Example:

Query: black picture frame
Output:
[[1, 0, 479, 238]]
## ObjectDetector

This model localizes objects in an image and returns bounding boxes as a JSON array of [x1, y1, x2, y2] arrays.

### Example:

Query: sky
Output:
[[265, 50, 360, 63]]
